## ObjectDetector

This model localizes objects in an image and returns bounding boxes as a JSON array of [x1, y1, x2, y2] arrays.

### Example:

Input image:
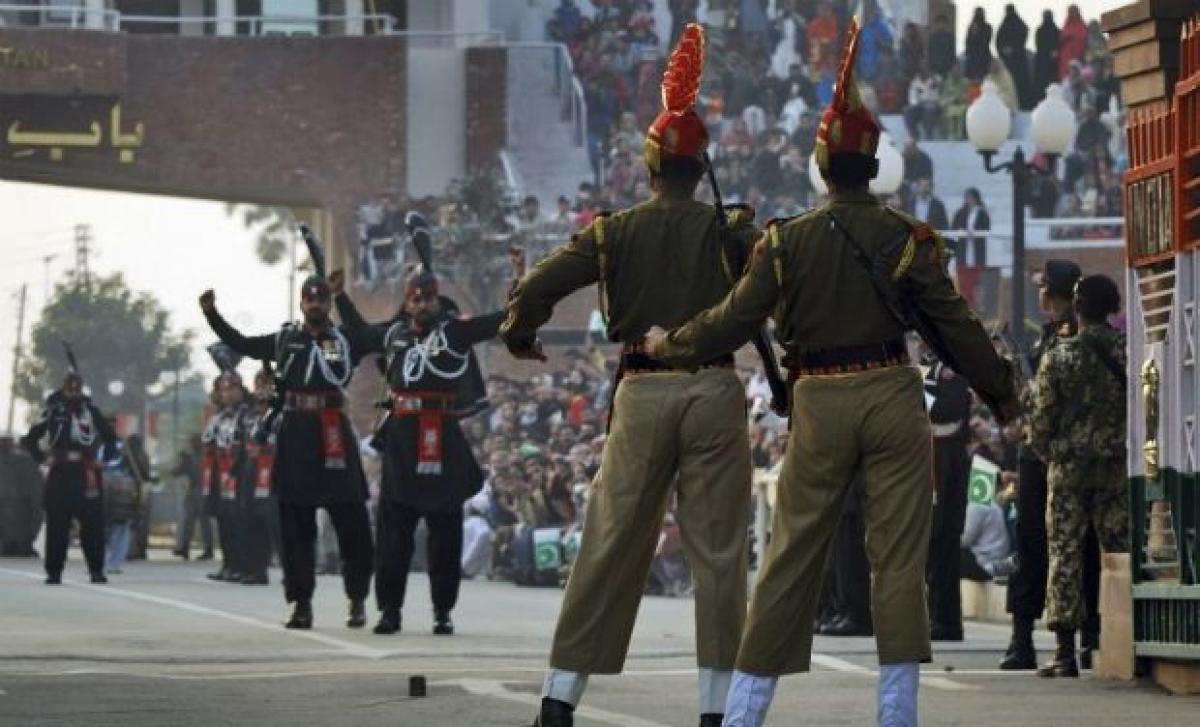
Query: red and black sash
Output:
[[391, 391, 456, 476], [246, 442, 275, 498], [200, 445, 216, 498], [217, 449, 238, 500]]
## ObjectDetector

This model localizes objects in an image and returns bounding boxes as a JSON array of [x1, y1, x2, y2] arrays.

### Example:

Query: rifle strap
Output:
[[825, 211, 912, 329]]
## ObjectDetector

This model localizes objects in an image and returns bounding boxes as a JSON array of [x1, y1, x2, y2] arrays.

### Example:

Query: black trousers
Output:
[[278, 500, 373, 605], [44, 495, 104, 577], [216, 498, 245, 575], [242, 497, 275, 579], [960, 547, 993, 582], [176, 489, 213, 556], [1007, 456, 1101, 634], [375, 500, 463, 614]]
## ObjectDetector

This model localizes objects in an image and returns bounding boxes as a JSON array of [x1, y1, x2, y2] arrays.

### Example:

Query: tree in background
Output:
[[15, 273, 191, 416], [224, 203, 297, 265]]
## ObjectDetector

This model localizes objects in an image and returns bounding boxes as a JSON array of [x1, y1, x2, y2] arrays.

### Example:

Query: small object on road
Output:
[[409, 675, 427, 698], [944, 665, 954, 672]]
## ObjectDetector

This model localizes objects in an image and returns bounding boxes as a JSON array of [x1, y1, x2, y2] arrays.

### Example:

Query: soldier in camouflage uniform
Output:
[[503, 25, 755, 727], [1026, 274, 1129, 678]]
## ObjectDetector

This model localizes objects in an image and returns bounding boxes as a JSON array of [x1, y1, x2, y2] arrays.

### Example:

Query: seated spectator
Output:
[[960, 494, 1015, 582], [902, 139, 934, 185], [647, 512, 692, 596], [905, 177, 950, 231], [611, 110, 645, 152], [940, 65, 970, 140], [904, 65, 943, 140]]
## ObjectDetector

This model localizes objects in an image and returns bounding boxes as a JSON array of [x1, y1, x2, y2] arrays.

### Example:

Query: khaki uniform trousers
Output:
[[549, 367, 752, 674], [736, 365, 934, 676]]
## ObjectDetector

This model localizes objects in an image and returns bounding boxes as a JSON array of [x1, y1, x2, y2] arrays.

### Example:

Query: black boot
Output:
[[89, 571, 108, 584], [206, 568, 230, 582], [1079, 629, 1099, 670], [999, 616, 1037, 670], [373, 608, 401, 635], [347, 599, 367, 629], [433, 609, 454, 635], [699, 714, 723, 727], [44, 573, 62, 585], [285, 601, 313, 630], [1037, 628, 1079, 678], [533, 697, 574, 727], [196, 550, 214, 561]]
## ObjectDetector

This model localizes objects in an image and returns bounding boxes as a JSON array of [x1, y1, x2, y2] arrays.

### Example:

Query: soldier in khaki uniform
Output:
[[501, 25, 756, 727], [647, 21, 1017, 726], [1026, 274, 1129, 678]]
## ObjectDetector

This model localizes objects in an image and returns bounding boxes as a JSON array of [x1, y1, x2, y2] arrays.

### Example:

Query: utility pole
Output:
[[7, 284, 28, 435], [74, 224, 92, 282], [42, 254, 57, 301]]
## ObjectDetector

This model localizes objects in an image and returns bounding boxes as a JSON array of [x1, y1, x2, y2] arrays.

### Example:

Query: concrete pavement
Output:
[[0, 554, 1195, 726]]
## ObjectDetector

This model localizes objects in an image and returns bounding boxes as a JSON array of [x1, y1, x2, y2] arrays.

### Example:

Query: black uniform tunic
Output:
[[204, 308, 372, 504]]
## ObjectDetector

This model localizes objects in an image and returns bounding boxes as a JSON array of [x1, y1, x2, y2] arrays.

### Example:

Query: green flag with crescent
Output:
[[968, 455, 1000, 505]]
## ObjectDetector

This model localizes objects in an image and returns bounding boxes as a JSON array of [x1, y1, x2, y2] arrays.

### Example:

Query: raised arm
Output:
[[199, 289, 277, 362]]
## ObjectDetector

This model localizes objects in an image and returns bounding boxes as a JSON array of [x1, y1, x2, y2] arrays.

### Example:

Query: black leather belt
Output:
[[620, 346, 735, 374], [788, 338, 908, 378]]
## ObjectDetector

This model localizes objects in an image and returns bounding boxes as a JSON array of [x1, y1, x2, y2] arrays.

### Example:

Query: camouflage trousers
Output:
[[1045, 458, 1130, 630]]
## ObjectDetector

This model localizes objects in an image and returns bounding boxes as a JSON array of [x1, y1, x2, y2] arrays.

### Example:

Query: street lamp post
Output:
[[967, 81, 1075, 343]]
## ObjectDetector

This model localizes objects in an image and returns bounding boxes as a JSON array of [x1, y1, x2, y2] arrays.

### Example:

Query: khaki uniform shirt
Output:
[[501, 196, 758, 347], [656, 190, 1012, 404]]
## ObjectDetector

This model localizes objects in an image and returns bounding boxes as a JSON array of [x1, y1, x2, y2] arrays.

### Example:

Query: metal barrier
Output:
[[0, 2, 119, 31], [505, 41, 587, 149]]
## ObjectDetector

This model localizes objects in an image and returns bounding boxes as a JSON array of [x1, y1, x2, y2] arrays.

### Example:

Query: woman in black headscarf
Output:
[[965, 7, 994, 82], [997, 4, 1035, 109], [1034, 11, 1060, 100]]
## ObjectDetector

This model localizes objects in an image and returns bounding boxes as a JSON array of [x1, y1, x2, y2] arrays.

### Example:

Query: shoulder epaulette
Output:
[[882, 206, 945, 279]]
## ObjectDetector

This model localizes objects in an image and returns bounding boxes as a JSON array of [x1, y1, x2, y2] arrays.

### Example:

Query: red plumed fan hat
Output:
[[644, 23, 709, 171], [815, 18, 881, 171]]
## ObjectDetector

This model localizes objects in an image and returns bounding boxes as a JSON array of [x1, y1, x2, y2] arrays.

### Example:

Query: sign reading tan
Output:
[[0, 46, 50, 71]]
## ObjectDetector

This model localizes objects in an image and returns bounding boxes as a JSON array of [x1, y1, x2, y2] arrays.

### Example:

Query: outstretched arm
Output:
[[199, 289, 276, 362], [501, 229, 600, 360]]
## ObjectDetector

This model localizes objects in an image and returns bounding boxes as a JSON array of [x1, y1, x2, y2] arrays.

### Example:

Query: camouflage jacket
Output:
[[1027, 323, 1127, 463]]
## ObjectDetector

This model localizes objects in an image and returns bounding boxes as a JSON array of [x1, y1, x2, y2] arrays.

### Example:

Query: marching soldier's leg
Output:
[[79, 497, 107, 581], [674, 369, 751, 720], [544, 376, 683, 707], [374, 500, 419, 630], [726, 375, 862, 727], [43, 494, 69, 583], [327, 500, 374, 628], [278, 500, 317, 628], [1002, 455, 1048, 668], [1041, 462, 1086, 677], [1090, 459, 1131, 553], [425, 505, 464, 633], [858, 367, 933, 724]]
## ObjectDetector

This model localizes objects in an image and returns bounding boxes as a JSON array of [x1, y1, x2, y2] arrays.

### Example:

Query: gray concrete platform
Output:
[[0, 556, 1195, 726]]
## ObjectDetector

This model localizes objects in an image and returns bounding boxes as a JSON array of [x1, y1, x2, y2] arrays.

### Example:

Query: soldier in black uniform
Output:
[[925, 354, 973, 641], [1001, 259, 1101, 669], [329, 243, 520, 636], [22, 370, 117, 584], [200, 370, 252, 583], [200, 274, 375, 630], [240, 367, 278, 586]]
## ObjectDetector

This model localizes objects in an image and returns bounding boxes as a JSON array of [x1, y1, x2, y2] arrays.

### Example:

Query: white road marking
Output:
[[0, 566, 388, 660], [811, 653, 874, 673], [436, 678, 674, 727]]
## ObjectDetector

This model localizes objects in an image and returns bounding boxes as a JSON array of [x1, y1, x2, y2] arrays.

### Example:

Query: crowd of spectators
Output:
[[541, 0, 1126, 231]]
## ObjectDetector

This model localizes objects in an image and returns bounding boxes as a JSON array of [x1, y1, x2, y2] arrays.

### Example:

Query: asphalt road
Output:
[[0, 554, 1195, 726]]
